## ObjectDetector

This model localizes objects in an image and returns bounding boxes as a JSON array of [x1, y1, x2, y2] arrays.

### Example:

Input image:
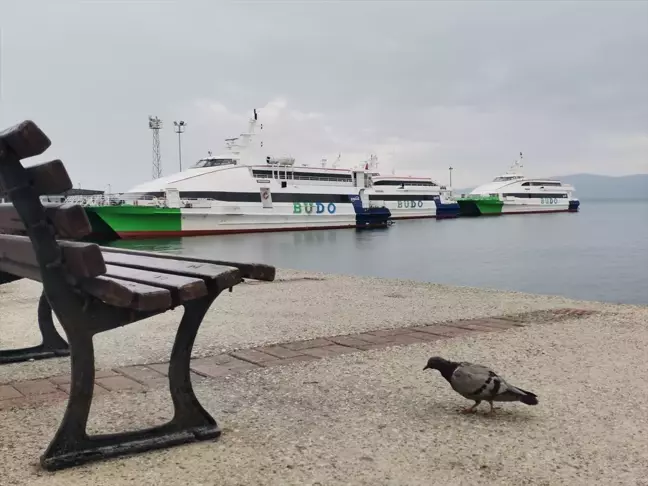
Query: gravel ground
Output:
[[1, 310, 647, 485], [0, 269, 626, 384]]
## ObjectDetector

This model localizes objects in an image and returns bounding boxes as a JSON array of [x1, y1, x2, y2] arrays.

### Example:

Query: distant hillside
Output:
[[455, 173, 648, 201]]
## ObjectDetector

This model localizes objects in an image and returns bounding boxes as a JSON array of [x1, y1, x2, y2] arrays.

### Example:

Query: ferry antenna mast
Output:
[[149, 116, 163, 179]]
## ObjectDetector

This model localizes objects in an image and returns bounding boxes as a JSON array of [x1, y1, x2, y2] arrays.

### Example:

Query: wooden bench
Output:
[[0, 120, 275, 470]]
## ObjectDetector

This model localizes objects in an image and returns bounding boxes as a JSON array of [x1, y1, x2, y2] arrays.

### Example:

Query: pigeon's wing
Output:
[[450, 362, 513, 401]]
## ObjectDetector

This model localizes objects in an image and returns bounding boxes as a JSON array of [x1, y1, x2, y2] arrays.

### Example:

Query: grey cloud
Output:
[[0, 0, 646, 190]]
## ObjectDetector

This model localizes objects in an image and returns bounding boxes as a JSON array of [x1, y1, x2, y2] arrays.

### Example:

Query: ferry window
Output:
[[193, 159, 236, 168], [504, 193, 567, 198], [292, 172, 353, 182], [252, 169, 352, 183], [373, 180, 437, 187], [531, 181, 562, 187], [520, 181, 563, 187]]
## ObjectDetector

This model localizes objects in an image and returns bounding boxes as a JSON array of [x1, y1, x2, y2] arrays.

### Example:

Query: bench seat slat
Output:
[[0, 270, 22, 284], [100, 247, 275, 281], [101, 252, 238, 280], [0, 235, 106, 280], [104, 264, 207, 302], [81, 276, 172, 312], [0, 203, 91, 239]]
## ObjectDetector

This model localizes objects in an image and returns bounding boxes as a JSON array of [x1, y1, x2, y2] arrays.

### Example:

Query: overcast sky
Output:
[[1, 0, 647, 191]]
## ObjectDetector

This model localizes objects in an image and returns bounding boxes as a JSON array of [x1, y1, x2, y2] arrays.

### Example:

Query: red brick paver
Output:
[[282, 338, 334, 351], [13, 379, 59, 396], [256, 345, 304, 359], [57, 383, 109, 395], [263, 355, 320, 368], [0, 385, 22, 400], [0, 390, 69, 411], [190, 355, 261, 378], [0, 308, 598, 409], [230, 348, 278, 365], [301, 344, 359, 358], [49, 369, 119, 385], [328, 335, 376, 348], [115, 365, 167, 387], [351, 333, 395, 344], [96, 375, 146, 393]]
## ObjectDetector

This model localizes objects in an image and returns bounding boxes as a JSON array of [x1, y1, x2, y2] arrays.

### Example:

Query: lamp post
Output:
[[173, 120, 187, 171]]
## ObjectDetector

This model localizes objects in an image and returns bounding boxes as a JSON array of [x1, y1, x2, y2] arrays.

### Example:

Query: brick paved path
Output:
[[0, 308, 596, 410]]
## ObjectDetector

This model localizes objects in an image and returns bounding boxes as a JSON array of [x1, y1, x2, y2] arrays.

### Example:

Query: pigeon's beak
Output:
[[423, 364, 429, 370]]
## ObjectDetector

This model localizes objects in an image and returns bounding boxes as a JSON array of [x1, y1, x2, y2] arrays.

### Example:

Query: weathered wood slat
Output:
[[0, 261, 41, 281], [0, 267, 171, 312], [104, 264, 207, 302], [0, 203, 91, 238], [0, 120, 51, 160], [27, 160, 73, 195], [81, 276, 172, 311], [0, 235, 106, 280], [0, 160, 73, 196], [101, 252, 239, 280], [100, 247, 275, 281]]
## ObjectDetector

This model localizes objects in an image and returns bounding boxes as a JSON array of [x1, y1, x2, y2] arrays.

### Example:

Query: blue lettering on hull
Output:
[[293, 202, 337, 214], [396, 200, 425, 208]]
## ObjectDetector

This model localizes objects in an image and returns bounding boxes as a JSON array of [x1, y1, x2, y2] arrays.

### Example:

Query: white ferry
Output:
[[73, 110, 458, 240], [456, 154, 580, 216], [366, 166, 458, 220]]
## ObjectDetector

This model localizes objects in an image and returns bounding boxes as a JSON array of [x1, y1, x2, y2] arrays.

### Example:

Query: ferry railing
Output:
[[457, 194, 498, 200], [63, 194, 216, 209]]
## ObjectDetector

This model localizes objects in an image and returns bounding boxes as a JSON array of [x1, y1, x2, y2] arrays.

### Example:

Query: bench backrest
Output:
[[0, 121, 107, 284]]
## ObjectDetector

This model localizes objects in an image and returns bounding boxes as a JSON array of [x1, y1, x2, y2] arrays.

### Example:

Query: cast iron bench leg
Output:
[[0, 293, 70, 364], [40, 295, 221, 471]]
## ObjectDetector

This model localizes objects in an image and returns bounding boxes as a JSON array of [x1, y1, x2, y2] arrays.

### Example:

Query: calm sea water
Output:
[[107, 200, 648, 306]]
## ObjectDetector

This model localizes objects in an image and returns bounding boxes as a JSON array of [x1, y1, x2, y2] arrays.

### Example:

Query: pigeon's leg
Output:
[[461, 401, 481, 414], [487, 401, 497, 414], [486, 400, 503, 414]]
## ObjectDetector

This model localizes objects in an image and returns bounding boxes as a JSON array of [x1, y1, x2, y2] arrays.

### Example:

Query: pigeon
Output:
[[423, 356, 538, 414]]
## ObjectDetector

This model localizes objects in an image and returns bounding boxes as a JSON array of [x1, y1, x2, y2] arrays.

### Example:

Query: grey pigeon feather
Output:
[[423, 356, 539, 413]]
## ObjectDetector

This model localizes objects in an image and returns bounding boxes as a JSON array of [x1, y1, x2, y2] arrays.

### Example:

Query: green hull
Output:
[[84, 205, 181, 240], [456, 196, 503, 216]]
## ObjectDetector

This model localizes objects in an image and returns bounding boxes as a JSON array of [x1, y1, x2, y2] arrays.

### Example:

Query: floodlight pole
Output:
[[174, 120, 187, 172]]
